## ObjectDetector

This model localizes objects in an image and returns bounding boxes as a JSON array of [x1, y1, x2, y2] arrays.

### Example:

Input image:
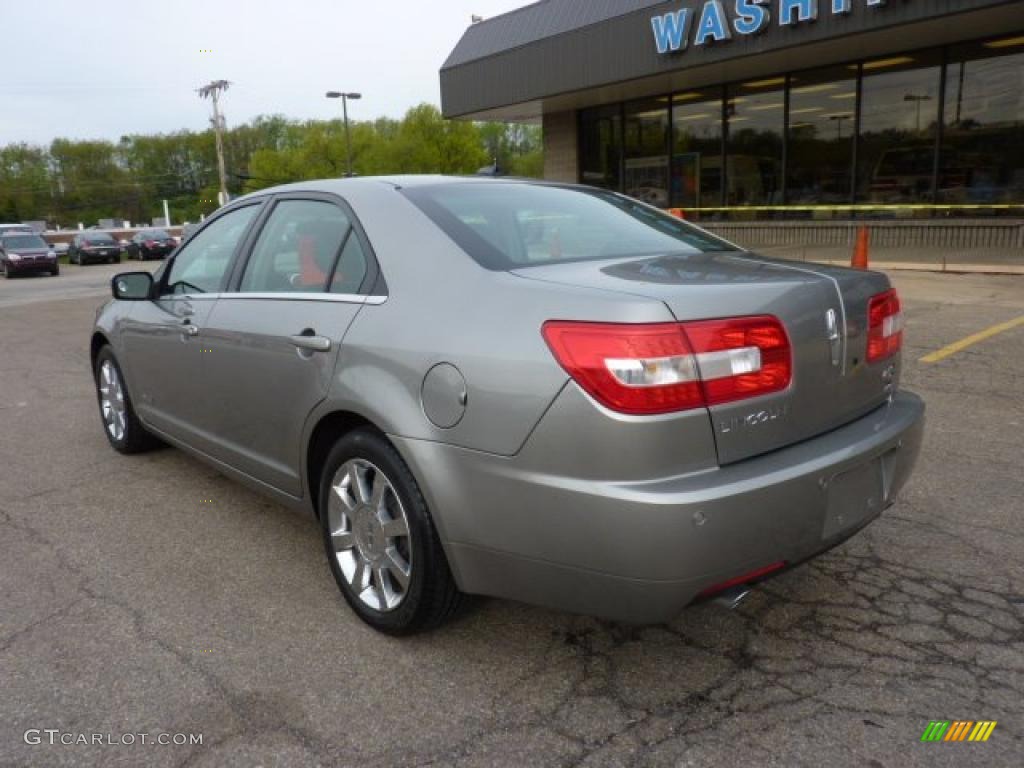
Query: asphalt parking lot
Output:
[[1, 264, 1021, 767]]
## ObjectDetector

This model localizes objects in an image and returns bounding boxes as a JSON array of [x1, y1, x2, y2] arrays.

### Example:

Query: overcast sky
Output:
[[0, 0, 526, 146]]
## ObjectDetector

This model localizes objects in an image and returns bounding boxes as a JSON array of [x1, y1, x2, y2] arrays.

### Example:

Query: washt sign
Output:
[[652, 0, 890, 55]]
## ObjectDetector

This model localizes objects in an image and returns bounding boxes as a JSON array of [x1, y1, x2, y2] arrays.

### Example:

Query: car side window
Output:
[[330, 233, 368, 295], [239, 199, 353, 294], [164, 205, 258, 295]]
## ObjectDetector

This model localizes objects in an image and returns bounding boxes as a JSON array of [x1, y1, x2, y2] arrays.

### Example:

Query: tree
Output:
[[0, 106, 543, 226]]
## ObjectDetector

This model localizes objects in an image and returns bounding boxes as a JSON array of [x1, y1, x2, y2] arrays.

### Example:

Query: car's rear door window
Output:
[[402, 182, 735, 270], [239, 199, 357, 294], [164, 204, 259, 295]]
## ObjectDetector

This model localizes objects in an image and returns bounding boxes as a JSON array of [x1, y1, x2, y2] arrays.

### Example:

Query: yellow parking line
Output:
[[919, 315, 1024, 363]]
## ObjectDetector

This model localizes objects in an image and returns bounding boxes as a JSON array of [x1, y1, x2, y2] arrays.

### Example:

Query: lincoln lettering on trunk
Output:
[[651, 0, 890, 54]]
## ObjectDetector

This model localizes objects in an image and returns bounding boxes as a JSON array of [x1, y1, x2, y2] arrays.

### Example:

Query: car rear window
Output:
[[1, 235, 47, 249], [141, 230, 170, 239], [401, 182, 735, 270], [85, 233, 116, 243]]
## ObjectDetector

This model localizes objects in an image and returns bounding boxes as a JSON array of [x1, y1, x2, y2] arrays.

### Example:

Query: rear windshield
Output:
[[84, 233, 116, 243], [2, 234, 47, 249], [402, 183, 734, 270], [140, 229, 170, 239]]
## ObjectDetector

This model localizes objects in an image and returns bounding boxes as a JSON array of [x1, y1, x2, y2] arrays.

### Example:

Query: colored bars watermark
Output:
[[920, 721, 998, 742]]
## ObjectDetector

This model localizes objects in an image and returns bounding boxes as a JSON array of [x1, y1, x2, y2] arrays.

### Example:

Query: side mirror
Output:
[[112, 271, 154, 300]]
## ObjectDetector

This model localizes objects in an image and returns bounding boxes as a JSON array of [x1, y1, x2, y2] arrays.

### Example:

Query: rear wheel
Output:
[[93, 347, 160, 454], [319, 428, 462, 635], [50, 266, 59, 276]]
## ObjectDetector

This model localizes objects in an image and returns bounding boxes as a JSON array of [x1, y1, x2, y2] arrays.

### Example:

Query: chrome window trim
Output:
[[175, 291, 387, 305]]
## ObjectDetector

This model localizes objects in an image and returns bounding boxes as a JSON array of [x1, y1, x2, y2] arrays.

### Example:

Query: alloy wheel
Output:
[[327, 458, 412, 612], [98, 360, 126, 441]]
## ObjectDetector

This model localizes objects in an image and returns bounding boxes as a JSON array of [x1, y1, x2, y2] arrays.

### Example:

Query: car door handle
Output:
[[290, 334, 331, 353], [182, 324, 199, 337]]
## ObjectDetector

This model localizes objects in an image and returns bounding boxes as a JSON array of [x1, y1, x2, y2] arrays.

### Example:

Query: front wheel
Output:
[[93, 347, 160, 454], [319, 429, 462, 635]]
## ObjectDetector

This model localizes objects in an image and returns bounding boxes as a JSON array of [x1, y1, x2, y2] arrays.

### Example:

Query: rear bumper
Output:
[[80, 251, 119, 263], [393, 390, 925, 624]]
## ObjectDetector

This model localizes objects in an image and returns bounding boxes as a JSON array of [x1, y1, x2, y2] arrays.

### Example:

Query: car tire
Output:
[[319, 428, 463, 635], [2, 263, 10, 279], [93, 347, 160, 454], [51, 266, 59, 276]]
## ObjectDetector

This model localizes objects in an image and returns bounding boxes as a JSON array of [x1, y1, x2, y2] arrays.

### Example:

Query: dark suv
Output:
[[69, 232, 122, 265]]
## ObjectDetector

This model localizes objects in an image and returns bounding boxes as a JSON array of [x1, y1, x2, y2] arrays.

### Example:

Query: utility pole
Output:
[[198, 80, 231, 205]]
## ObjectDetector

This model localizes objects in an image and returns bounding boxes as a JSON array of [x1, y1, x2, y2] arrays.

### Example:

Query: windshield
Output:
[[141, 229, 170, 239], [2, 234, 47, 249], [402, 182, 735, 270], [84, 233, 115, 243]]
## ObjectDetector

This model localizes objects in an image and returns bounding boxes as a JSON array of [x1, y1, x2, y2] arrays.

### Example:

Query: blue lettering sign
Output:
[[734, 0, 771, 35], [695, 0, 732, 46], [780, 0, 818, 26], [651, 9, 692, 54], [652, 0, 889, 55]]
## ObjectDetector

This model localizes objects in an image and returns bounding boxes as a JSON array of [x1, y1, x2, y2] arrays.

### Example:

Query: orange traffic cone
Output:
[[851, 226, 870, 269]]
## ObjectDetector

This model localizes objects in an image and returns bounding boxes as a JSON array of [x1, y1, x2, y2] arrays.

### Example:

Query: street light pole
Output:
[[326, 91, 362, 177], [903, 93, 932, 134]]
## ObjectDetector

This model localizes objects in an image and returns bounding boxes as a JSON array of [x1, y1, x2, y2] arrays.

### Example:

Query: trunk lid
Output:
[[513, 250, 896, 464]]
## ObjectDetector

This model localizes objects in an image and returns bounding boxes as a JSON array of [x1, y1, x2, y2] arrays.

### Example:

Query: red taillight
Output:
[[144, 240, 156, 247], [683, 317, 792, 406], [541, 316, 791, 415], [867, 288, 903, 363]]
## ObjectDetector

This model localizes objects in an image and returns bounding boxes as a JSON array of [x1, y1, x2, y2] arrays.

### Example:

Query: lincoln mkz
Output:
[[90, 177, 924, 634]]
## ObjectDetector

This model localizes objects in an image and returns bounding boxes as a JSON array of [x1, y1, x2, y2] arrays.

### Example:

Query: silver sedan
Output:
[[90, 177, 924, 634]]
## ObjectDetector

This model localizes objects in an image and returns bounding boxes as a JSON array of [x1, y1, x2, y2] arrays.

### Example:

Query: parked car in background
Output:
[[68, 232, 122, 265], [90, 177, 924, 635], [51, 242, 70, 257], [180, 222, 201, 242], [0, 223, 36, 236], [0, 232, 59, 277], [127, 229, 177, 260]]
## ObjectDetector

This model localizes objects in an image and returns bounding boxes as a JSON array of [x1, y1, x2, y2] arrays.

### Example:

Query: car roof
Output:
[[230, 174, 569, 204]]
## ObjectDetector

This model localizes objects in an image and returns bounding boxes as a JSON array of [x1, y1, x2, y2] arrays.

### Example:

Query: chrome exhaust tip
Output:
[[711, 586, 751, 610]]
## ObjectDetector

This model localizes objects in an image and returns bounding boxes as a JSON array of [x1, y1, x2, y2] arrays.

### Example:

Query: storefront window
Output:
[[787, 67, 857, 206], [671, 88, 723, 210], [857, 52, 942, 203], [726, 82, 784, 206], [579, 105, 622, 191], [941, 39, 1024, 205], [623, 98, 670, 207]]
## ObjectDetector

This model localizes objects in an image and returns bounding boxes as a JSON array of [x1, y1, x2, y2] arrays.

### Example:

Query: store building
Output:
[[441, 0, 1024, 245]]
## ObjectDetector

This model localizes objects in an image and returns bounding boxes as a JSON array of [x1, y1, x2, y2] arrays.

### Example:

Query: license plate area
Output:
[[822, 456, 886, 540]]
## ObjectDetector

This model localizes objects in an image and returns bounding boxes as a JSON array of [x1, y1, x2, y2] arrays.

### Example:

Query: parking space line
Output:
[[919, 315, 1024, 363]]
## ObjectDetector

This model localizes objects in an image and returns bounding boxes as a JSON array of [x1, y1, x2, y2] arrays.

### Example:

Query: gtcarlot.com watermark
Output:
[[24, 729, 203, 747]]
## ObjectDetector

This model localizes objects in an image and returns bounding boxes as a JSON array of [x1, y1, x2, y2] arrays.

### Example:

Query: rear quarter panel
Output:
[[317, 184, 677, 456]]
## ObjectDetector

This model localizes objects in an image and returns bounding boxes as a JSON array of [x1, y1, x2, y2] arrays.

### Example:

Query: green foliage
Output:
[[0, 106, 544, 228]]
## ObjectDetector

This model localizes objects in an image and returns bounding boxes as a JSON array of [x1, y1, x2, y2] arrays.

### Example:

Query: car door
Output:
[[199, 194, 379, 496], [119, 202, 263, 450]]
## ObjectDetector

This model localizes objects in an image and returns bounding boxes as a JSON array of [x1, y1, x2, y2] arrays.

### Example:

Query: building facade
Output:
[[441, 0, 1024, 228]]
